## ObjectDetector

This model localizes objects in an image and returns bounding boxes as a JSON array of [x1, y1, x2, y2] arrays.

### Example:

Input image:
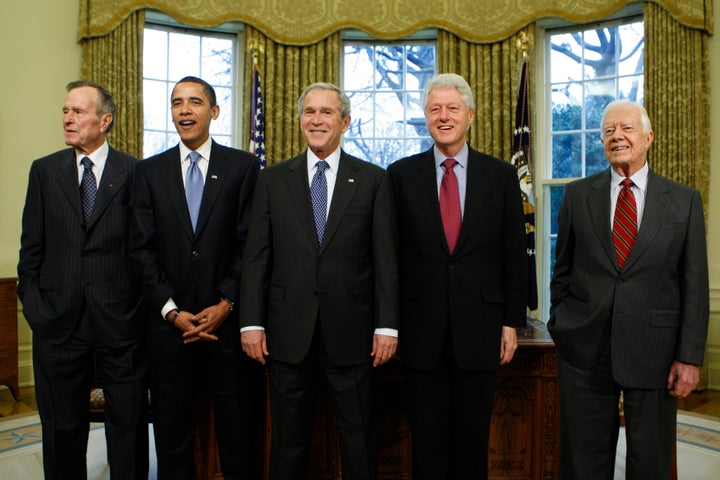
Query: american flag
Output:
[[511, 57, 538, 311], [249, 63, 266, 168]]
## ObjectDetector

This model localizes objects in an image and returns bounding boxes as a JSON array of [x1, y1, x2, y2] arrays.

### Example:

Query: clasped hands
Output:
[[171, 300, 232, 344]]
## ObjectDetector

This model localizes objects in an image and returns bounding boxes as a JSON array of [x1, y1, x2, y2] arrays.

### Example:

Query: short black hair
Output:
[[174, 76, 217, 107]]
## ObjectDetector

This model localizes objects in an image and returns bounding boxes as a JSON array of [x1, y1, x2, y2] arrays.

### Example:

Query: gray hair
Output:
[[297, 82, 351, 118], [423, 73, 476, 111], [66, 80, 117, 133], [601, 100, 652, 138]]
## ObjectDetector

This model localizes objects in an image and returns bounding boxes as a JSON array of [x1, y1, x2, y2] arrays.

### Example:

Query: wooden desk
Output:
[[0, 278, 20, 400], [198, 319, 559, 479]]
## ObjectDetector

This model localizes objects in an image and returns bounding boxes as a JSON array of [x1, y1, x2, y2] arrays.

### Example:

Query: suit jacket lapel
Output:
[[623, 171, 670, 271], [161, 146, 195, 239], [413, 150, 449, 253], [194, 141, 230, 236], [284, 153, 318, 248], [86, 148, 126, 229], [455, 150, 490, 253], [57, 149, 84, 225], [321, 152, 359, 251], [587, 171, 617, 268]]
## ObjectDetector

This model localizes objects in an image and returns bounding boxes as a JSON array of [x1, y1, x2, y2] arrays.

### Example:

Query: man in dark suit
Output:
[[240, 82, 399, 480], [17, 80, 147, 479], [387, 73, 528, 480], [549, 100, 709, 479], [129, 76, 261, 480]]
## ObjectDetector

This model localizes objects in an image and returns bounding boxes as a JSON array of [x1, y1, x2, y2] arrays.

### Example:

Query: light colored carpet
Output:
[[614, 411, 720, 479], [2, 411, 719, 479], [0, 413, 156, 479]]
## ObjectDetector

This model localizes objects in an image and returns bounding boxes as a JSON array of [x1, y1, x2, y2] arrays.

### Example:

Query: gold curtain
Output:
[[80, 10, 144, 158], [645, 2, 711, 204], [78, 0, 712, 44], [644, 2, 712, 390], [242, 26, 341, 165], [437, 27, 534, 162]]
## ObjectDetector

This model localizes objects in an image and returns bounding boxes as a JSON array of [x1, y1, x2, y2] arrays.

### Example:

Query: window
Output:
[[143, 18, 240, 158], [342, 37, 436, 168], [536, 14, 644, 319]]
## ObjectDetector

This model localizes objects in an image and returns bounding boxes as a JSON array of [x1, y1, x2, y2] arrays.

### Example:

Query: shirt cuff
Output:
[[161, 299, 179, 319], [374, 328, 398, 337], [240, 326, 266, 333]]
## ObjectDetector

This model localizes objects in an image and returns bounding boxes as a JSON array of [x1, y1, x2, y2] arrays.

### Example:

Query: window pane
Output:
[[619, 75, 644, 103], [375, 45, 404, 90], [348, 92, 374, 137], [551, 92, 582, 132], [551, 133, 582, 178], [143, 80, 169, 130], [619, 21, 644, 76], [584, 27, 617, 79], [343, 45, 375, 90], [585, 133, 606, 175], [550, 33, 582, 83], [201, 37, 234, 85], [584, 81, 614, 129], [144, 29, 168, 80], [169, 32, 200, 79]]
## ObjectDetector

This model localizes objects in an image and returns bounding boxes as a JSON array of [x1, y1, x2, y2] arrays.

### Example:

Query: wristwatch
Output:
[[220, 297, 234, 311]]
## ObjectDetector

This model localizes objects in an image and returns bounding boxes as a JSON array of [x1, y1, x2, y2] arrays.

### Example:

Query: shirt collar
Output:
[[611, 162, 649, 192], [179, 137, 213, 162], [433, 143, 469, 170], [306, 146, 341, 173], [76, 140, 109, 171]]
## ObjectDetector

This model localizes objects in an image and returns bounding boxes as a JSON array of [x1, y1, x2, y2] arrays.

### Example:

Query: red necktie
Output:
[[612, 178, 638, 269], [440, 159, 461, 253]]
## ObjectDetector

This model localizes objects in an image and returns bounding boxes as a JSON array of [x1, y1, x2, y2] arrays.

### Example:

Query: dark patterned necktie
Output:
[[439, 158, 461, 253], [185, 151, 203, 231], [310, 160, 329, 245], [612, 178, 638, 269], [80, 156, 97, 225]]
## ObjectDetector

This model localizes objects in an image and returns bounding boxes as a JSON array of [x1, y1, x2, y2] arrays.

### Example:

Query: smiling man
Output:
[[129, 76, 262, 480], [549, 100, 709, 479], [387, 73, 528, 479], [240, 82, 399, 480]]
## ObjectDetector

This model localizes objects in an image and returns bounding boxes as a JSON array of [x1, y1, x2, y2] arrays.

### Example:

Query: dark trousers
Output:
[[149, 337, 264, 480], [405, 336, 497, 480], [32, 313, 148, 480], [267, 326, 376, 480], [557, 344, 677, 480]]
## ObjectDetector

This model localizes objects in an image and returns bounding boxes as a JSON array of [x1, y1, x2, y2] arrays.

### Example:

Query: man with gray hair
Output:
[[549, 100, 709, 479], [18, 80, 147, 479], [388, 73, 528, 479], [240, 82, 399, 480]]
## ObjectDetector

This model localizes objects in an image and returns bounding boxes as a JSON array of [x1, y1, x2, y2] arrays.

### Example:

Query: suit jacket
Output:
[[387, 146, 528, 371], [548, 168, 709, 388], [129, 141, 259, 349], [17, 146, 142, 346], [239, 150, 399, 366]]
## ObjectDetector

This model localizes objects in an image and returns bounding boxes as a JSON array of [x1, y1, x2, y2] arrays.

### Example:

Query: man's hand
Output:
[[499, 326, 518, 366], [241, 330, 269, 365], [667, 361, 700, 398], [371, 334, 398, 367], [181, 300, 231, 344]]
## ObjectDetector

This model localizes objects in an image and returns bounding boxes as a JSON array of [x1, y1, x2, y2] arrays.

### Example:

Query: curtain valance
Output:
[[79, 0, 712, 44]]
